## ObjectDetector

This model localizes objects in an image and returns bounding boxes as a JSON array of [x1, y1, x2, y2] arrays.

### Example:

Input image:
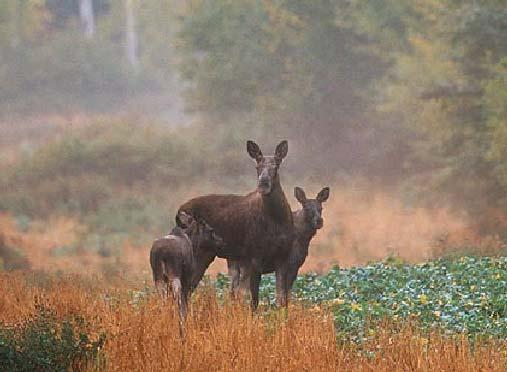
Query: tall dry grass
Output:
[[1, 272, 506, 371]]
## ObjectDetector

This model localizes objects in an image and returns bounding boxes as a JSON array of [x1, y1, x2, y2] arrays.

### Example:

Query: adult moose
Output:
[[176, 140, 294, 309], [228, 186, 330, 298]]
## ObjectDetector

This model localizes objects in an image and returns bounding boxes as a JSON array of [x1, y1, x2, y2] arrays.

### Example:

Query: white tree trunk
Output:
[[79, 0, 95, 39], [10, 1, 21, 47], [125, 0, 139, 70]]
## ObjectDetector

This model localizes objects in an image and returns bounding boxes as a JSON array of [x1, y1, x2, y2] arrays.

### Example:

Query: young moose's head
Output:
[[247, 140, 288, 195], [294, 186, 330, 230], [178, 211, 224, 249]]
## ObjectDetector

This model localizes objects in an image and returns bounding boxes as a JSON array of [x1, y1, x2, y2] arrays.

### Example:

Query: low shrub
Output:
[[0, 305, 105, 372]]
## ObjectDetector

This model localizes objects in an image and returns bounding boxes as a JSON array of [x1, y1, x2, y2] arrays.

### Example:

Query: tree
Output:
[[125, 0, 138, 69], [374, 0, 507, 216], [177, 0, 389, 176], [79, 0, 95, 39]]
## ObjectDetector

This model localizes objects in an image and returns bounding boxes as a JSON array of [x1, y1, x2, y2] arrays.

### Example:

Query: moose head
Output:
[[294, 186, 330, 230], [247, 140, 288, 195]]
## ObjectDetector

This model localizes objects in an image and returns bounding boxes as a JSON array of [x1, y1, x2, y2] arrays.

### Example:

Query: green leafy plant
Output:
[[0, 306, 105, 371], [215, 256, 507, 343]]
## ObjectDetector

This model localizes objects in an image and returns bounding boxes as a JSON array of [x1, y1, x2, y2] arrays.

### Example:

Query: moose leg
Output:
[[275, 264, 289, 307], [153, 261, 167, 299], [238, 261, 251, 302], [170, 276, 185, 337], [179, 295, 188, 339], [155, 280, 166, 299], [227, 259, 241, 299], [171, 277, 183, 316], [182, 269, 192, 307], [249, 270, 262, 310], [286, 265, 299, 296], [190, 250, 216, 292]]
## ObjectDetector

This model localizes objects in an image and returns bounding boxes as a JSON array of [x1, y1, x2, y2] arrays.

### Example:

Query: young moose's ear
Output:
[[294, 186, 307, 204], [316, 187, 330, 203], [247, 140, 263, 162], [274, 140, 288, 163]]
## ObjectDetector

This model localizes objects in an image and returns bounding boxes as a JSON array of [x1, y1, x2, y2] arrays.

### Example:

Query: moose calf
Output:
[[150, 212, 223, 333], [228, 186, 330, 300]]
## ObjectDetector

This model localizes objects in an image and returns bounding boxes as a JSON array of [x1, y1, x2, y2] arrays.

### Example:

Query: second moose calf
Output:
[[150, 212, 223, 335], [228, 186, 330, 302]]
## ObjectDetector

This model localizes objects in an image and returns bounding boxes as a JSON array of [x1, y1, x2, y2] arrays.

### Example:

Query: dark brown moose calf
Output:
[[228, 186, 330, 300], [150, 212, 223, 334], [177, 140, 294, 309]]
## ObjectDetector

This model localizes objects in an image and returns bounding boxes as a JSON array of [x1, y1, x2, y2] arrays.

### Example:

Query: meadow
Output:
[[2, 256, 507, 371]]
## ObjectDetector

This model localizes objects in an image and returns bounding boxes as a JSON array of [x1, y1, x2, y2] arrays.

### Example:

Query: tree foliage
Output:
[[178, 0, 507, 222]]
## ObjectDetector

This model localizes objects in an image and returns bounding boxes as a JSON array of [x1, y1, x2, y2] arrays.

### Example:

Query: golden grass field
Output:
[[1, 271, 506, 371]]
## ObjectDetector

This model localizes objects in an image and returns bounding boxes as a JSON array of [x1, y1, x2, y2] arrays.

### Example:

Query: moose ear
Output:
[[316, 187, 330, 203], [274, 140, 288, 163], [294, 187, 307, 204], [247, 140, 263, 162]]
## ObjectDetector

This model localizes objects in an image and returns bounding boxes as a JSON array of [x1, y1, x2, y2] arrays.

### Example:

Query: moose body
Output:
[[227, 186, 330, 299], [177, 140, 294, 308], [150, 226, 193, 322], [150, 213, 223, 334]]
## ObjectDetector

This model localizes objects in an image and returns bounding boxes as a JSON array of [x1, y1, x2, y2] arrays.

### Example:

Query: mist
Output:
[[1, 0, 507, 275]]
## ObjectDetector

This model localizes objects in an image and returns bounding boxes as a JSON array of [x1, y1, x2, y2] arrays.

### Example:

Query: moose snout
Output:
[[257, 177, 271, 194], [314, 217, 324, 229], [259, 178, 270, 188]]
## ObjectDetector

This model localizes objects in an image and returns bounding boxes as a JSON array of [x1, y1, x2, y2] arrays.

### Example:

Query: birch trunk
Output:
[[79, 0, 95, 39], [10, 1, 21, 47], [125, 0, 139, 70]]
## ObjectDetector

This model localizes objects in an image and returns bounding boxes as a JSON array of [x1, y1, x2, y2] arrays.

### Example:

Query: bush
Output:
[[0, 306, 105, 371]]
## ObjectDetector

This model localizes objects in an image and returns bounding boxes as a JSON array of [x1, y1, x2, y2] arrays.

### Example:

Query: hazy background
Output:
[[1, 0, 507, 276]]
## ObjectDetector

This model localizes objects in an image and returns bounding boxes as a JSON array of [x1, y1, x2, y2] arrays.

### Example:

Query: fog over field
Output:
[[1, 1, 506, 275]]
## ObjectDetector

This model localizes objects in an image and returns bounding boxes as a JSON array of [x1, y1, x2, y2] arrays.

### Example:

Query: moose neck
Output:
[[293, 209, 317, 243], [261, 176, 291, 222]]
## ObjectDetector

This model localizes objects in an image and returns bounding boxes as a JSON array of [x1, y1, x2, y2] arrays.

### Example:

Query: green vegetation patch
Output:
[[0, 306, 105, 372], [215, 256, 507, 342]]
